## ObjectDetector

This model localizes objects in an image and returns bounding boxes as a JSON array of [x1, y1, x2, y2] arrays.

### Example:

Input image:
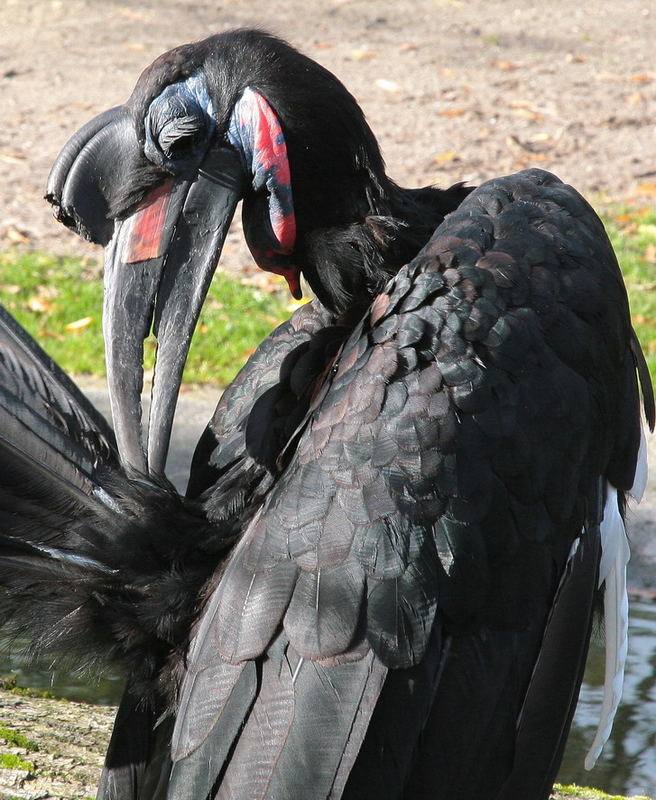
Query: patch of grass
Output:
[[601, 206, 656, 386], [553, 783, 651, 800], [0, 251, 290, 387], [0, 752, 34, 772], [0, 724, 37, 752], [0, 210, 654, 390], [1, 674, 59, 701]]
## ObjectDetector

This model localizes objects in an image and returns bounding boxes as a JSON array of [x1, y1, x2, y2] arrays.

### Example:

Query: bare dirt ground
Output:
[[1, 0, 655, 257]]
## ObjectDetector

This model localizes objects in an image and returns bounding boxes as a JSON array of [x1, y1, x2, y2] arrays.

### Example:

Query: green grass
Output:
[[553, 783, 651, 800], [0, 208, 654, 388], [602, 206, 656, 385], [0, 724, 37, 752], [0, 251, 290, 386], [0, 752, 34, 772]]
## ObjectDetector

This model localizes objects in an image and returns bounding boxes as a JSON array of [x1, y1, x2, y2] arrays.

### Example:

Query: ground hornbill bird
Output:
[[0, 29, 653, 800]]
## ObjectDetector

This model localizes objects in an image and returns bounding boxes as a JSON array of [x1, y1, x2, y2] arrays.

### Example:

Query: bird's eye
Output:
[[143, 77, 215, 171], [157, 115, 206, 160]]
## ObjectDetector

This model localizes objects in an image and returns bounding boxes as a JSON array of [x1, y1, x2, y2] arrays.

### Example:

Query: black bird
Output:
[[0, 29, 653, 800]]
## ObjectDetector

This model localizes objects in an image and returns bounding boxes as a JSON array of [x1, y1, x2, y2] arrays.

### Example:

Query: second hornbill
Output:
[[0, 29, 653, 800]]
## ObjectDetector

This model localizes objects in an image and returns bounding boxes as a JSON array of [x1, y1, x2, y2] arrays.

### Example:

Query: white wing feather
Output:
[[585, 419, 649, 769]]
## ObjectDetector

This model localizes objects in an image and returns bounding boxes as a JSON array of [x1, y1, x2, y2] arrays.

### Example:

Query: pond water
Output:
[[1, 600, 655, 797], [559, 599, 656, 798]]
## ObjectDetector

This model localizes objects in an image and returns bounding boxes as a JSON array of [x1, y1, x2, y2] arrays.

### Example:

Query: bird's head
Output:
[[46, 30, 393, 477]]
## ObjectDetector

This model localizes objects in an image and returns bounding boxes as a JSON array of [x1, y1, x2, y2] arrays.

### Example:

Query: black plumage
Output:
[[1, 29, 654, 800]]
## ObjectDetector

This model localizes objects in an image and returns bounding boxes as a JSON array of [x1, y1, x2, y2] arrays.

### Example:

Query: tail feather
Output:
[[168, 633, 389, 800], [495, 489, 603, 799], [0, 306, 234, 705]]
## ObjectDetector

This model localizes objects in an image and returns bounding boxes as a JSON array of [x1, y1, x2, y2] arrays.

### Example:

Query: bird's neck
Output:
[[299, 180, 471, 315]]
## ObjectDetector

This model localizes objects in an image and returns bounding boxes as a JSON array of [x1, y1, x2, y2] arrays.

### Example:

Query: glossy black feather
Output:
[[170, 169, 649, 799], [1, 28, 653, 800]]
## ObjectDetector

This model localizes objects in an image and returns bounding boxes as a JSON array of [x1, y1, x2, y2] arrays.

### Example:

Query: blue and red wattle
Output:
[[228, 88, 301, 298]]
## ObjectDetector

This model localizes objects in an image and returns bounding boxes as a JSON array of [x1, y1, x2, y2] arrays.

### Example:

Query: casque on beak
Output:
[[46, 76, 300, 480], [46, 106, 245, 478]]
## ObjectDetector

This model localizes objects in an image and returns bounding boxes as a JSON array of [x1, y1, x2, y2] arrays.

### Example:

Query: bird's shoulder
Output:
[[187, 170, 641, 681]]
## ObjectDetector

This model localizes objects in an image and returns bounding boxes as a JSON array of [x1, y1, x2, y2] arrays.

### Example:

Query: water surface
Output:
[[2, 600, 654, 797]]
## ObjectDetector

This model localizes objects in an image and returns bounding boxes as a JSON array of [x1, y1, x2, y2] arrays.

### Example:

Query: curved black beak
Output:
[[47, 112, 244, 478]]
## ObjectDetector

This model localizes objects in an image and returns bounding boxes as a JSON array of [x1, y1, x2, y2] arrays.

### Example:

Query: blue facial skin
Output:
[[227, 87, 296, 252], [144, 73, 216, 174]]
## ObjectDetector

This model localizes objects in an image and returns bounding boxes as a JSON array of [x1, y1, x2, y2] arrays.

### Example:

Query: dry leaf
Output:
[[0, 152, 25, 164], [400, 43, 418, 53], [497, 60, 519, 71], [37, 329, 64, 341], [565, 53, 587, 63], [351, 49, 377, 60], [512, 108, 543, 121], [635, 182, 656, 198], [644, 243, 656, 263], [375, 79, 400, 92], [434, 151, 459, 164], [5, 227, 30, 244], [438, 108, 465, 117], [631, 73, 654, 84], [64, 316, 93, 332], [26, 296, 55, 313]]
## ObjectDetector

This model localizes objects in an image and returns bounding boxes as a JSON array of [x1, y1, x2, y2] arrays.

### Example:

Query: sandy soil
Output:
[[1, 0, 654, 259]]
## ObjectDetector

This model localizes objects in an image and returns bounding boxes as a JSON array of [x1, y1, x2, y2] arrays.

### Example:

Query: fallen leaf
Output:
[[38, 329, 64, 341], [635, 182, 656, 198], [400, 43, 418, 53], [0, 152, 25, 164], [64, 316, 94, 332], [26, 296, 55, 313], [631, 73, 654, 83], [438, 107, 466, 117], [434, 151, 459, 164], [644, 243, 656, 263], [513, 108, 543, 121], [5, 227, 30, 244], [375, 78, 400, 92], [351, 49, 377, 60], [497, 60, 519, 71], [627, 91, 646, 105], [565, 53, 587, 63]]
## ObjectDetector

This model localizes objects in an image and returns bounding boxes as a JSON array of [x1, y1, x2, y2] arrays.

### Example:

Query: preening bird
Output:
[[0, 29, 653, 800]]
